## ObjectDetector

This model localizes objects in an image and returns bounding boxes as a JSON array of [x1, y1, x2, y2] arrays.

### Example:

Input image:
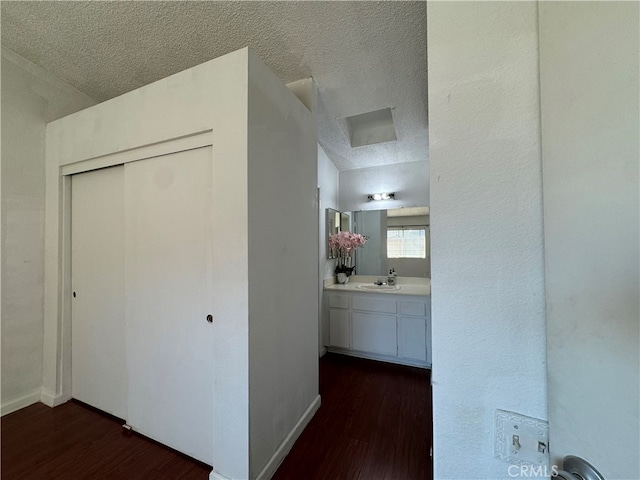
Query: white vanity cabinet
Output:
[[327, 292, 431, 368]]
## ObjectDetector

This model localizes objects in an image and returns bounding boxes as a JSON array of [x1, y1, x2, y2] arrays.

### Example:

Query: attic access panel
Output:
[[345, 107, 397, 148]]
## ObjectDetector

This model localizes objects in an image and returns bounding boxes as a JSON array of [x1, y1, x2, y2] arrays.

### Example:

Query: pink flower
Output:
[[328, 231, 368, 257]]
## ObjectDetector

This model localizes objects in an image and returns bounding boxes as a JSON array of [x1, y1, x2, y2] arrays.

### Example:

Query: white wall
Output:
[[247, 50, 319, 479], [1, 48, 96, 415], [540, 3, 639, 478], [318, 145, 339, 350], [427, 3, 547, 479], [319, 146, 339, 280], [339, 160, 428, 212]]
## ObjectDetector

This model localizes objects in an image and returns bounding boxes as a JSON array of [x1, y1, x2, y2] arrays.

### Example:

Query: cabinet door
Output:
[[71, 165, 127, 419], [329, 308, 350, 349], [352, 312, 397, 356], [125, 147, 214, 465], [398, 316, 427, 362]]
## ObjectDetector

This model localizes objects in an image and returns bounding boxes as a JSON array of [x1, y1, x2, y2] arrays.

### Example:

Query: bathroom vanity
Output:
[[324, 276, 431, 368]]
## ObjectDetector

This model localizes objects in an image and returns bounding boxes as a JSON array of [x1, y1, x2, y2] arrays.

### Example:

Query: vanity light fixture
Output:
[[367, 192, 396, 201]]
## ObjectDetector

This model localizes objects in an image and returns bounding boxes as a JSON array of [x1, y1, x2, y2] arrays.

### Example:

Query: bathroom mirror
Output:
[[341, 211, 350, 232], [326, 208, 350, 259], [352, 206, 430, 277]]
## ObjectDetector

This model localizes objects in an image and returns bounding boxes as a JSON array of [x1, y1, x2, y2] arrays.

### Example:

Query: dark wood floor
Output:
[[273, 354, 432, 480], [0, 399, 211, 479], [2, 353, 431, 480]]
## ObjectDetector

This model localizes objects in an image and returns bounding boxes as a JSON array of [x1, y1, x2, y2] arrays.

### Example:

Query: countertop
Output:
[[324, 275, 430, 297]]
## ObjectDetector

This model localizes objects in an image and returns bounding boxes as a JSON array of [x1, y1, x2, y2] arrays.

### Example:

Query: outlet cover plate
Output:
[[495, 409, 549, 466]]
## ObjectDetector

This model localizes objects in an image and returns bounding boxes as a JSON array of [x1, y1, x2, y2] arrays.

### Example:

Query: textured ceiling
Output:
[[1, 1, 427, 171]]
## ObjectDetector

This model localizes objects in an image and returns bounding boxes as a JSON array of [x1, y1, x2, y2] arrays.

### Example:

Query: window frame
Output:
[[386, 225, 427, 259]]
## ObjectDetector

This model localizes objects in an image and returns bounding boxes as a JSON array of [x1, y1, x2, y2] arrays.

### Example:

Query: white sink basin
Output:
[[355, 284, 401, 291]]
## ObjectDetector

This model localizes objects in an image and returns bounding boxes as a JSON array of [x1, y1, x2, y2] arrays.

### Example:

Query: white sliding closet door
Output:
[[124, 147, 214, 465], [71, 165, 127, 419]]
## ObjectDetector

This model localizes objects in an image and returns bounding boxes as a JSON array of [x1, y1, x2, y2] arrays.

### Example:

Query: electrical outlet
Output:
[[495, 409, 549, 466]]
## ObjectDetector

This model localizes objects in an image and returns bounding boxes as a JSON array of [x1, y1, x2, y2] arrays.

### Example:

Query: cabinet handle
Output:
[[206, 314, 213, 323]]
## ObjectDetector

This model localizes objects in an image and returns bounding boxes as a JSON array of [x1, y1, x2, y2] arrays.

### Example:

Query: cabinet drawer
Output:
[[352, 296, 396, 314], [398, 301, 427, 317], [329, 294, 350, 309]]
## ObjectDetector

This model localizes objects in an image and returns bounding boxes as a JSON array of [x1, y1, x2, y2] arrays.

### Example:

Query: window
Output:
[[387, 227, 427, 258]]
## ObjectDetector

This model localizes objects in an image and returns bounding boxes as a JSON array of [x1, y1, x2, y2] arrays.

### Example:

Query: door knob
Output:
[[558, 456, 605, 480], [206, 314, 213, 323]]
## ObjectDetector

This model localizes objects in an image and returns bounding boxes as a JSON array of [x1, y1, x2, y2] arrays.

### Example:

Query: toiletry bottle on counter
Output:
[[387, 268, 396, 286]]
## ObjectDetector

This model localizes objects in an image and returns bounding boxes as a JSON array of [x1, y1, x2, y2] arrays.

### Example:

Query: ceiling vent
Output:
[[344, 107, 397, 148]]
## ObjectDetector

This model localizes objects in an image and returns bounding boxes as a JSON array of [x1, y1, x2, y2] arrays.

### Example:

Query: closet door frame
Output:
[[51, 130, 214, 406]]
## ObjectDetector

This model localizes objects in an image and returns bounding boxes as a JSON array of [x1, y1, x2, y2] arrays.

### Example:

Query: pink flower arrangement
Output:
[[329, 231, 367, 275], [329, 231, 367, 254]]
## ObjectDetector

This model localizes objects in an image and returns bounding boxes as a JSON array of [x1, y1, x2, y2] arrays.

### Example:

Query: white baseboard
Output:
[[1, 389, 42, 416], [40, 389, 71, 408], [255, 394, 321, 480], [327, 347, 431, 369], [319, 346, 328, 357], [209, 471, 232, 480]]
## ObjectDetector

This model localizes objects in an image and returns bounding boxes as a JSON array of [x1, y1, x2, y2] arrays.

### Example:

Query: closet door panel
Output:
[[124, 147, 214, 465], [71, 165, 127, 419]]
